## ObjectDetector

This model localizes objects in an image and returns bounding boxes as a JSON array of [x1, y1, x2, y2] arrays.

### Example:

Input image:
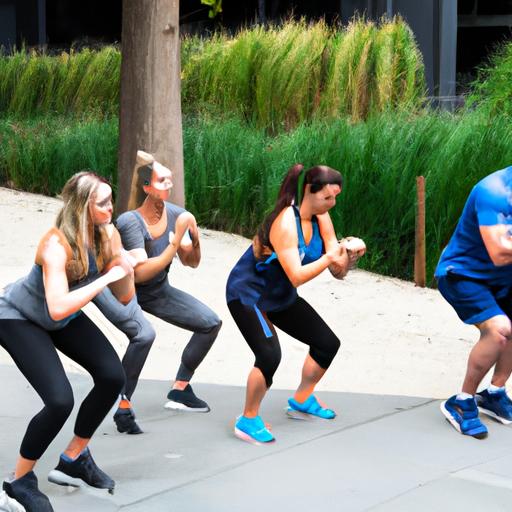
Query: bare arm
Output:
[[480, 224, 512, 266], [317, 212, 350, 279], [42, 235, 129, 321], [270, 208, 338, 288], [105, 226, 136, 304], [177, 213, 201, 268], [133, 211, 195, 283]]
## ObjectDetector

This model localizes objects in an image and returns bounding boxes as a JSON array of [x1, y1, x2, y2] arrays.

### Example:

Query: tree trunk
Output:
[[117, 0, 184, 213]]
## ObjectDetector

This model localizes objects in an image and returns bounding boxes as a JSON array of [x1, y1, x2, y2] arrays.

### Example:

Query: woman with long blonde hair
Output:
[[0, 171, 139, 511]]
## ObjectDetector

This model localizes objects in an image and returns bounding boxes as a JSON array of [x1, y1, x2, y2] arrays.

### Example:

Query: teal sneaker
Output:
[[286, 395, 336, 420], [234, 415, 275, 445]]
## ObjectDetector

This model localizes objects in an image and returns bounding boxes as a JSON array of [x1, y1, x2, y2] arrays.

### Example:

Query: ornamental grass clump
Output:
[[0, 19, 425, 125], [0, 116, 118, 194], [181, 17, 426, 128], [467, 40, 512, 117], [181, 32, 229, 116], [255, 20, 330, 130], [0, 51, 29, 113], [0, 47, 120, 117], [8, 52, 58, 116], [54, 49, 96, 113], [73, 46, 120, 114]]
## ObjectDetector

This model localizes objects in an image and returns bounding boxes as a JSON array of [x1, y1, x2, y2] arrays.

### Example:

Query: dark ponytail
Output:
[[254, 164, 342, 258], [254, 163, 305, 256]]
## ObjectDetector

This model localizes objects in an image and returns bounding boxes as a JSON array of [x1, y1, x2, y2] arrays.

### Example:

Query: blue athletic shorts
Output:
[[437, 274, 512, 325]]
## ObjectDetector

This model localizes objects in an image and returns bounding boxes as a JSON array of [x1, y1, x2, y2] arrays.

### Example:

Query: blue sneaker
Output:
[[440, 395, 488, 439], [234, 415, 275, 445], [476, 388, 512, 425], [286, 395, 336, 420]]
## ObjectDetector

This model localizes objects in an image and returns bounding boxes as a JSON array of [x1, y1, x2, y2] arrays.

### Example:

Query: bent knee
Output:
[[481, 316, 512, 345], [312, 335, 341, 368], [255, 353, 281, 387], [198, 316, 222, 335], [133, 324, 156, 346], [95, 368, 125, 394], [46, 393, 74, 420]]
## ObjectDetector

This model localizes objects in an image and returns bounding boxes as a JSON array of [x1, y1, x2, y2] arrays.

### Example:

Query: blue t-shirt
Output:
[[435, 166, 512, 283]]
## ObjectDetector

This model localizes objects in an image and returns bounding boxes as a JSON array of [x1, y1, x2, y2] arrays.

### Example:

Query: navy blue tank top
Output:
[[226, 206, 323, 312]]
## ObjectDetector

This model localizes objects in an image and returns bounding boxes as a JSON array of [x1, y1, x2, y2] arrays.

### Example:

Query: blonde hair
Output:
[[127, 150, 155, 211], [56, 171, 113, 279]]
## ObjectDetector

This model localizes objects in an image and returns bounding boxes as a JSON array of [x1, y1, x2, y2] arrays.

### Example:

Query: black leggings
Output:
[[0, 314, 125, 460], [228, 297, 340, 388]]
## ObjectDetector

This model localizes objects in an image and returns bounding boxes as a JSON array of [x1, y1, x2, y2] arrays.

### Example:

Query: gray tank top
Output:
[[116, 202, 186, 290], [0, 252, 99, 330]]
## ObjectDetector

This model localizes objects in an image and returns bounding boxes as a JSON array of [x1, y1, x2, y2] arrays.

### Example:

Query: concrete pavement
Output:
[[2, 364, 512, 511]]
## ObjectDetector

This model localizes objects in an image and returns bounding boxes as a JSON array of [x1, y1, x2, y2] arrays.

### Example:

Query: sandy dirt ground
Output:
[[0, 186, 485, 400]]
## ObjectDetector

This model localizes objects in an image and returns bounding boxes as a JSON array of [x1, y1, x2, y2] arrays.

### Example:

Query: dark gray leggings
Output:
[[93, 290, 156, 400], [0, 315, 125, 460], [137, 280, 222, 382], [94, 281, 221, 399]]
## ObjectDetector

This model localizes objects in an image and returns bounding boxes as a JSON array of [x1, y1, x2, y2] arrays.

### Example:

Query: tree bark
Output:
[[117, 0, 184, 213]]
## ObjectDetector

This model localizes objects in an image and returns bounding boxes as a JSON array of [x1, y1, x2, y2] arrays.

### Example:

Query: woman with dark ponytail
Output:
[[226, 164, 366, 445]]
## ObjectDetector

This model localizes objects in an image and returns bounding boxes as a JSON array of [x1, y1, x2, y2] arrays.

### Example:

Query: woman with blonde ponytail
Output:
[[226, 163, 366, 445], [112, 150, 222, 427], [0, 172, 141, 511]]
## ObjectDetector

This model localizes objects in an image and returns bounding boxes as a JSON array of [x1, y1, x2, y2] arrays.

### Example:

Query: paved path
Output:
[[2, 366, 512, 512]]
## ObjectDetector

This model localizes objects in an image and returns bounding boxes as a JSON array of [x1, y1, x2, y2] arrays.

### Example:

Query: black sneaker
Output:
[[47, 448, 115, 494], [113, 407, 143, 434], [164, 384, 210, 412], [3, 471, 54, 512]]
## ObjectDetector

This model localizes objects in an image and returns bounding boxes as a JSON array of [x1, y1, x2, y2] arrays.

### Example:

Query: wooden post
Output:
[[117, 0, 185, 214], [414, 176, 426, 287]]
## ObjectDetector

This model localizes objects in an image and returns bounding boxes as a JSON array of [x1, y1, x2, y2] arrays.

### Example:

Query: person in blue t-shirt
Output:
[[436, 166, 512, 439]]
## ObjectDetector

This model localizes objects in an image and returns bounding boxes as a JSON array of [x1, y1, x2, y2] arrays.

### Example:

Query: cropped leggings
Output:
[[0, 314, 125, 460], [228, 296, 341, 388]]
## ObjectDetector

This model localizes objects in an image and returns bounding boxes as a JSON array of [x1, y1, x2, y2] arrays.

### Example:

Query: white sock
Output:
[[456, 392, 473, 400], [488, 384, 505, 393]]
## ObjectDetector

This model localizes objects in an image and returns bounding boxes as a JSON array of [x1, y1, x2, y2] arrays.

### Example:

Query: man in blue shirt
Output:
[[436, 166, 512, 439]]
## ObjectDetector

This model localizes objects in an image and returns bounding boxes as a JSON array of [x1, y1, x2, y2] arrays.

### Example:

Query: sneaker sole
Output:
[[164, 400, 210, 413], [114, 420, 144, 435], [478, 406, 512, 425], [234, 427, 275, 446], [0, 490, 26, 512], [285, 407, 336, 420], [440, 401, 487, 439], [115, 425, 144, 435], [286, 407, 316, 421], [48, 470, 115, 495]]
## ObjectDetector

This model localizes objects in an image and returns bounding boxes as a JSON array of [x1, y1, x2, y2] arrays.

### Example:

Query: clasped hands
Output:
[[327, 236, 366, 280], [168, 212, 199, 250]]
